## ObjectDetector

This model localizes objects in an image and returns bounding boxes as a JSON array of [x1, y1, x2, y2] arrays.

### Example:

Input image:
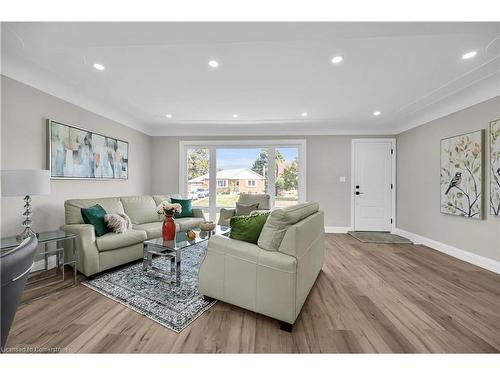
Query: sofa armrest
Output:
[[192, 208, 206, 220], [218, 208, 236, 225], [60, 224, 100, 276]]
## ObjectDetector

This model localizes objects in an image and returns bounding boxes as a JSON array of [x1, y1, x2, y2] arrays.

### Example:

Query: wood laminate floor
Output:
[[5, 234, 500, 353]]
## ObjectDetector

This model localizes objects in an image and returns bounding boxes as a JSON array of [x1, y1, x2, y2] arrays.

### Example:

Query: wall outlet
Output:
[[339, 176, 346, 183]]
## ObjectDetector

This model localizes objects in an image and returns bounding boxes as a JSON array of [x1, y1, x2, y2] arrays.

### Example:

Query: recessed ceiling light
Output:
[[93, 63, 105, 71], [462, 51, 478, 60], [331, 55, 343, 64], [232, 114, 239, 118], [208, 60, 219, 68], [165, 114, 173, 119], [301, 112, 308, 117], [373, 111, 381, 116]]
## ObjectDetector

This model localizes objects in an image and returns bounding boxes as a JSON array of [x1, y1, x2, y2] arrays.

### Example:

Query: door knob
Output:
[[355, 191, 364, 195]]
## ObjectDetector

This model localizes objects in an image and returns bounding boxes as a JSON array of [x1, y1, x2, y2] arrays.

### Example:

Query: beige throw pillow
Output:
[[257, 202, 319, 251], [235, 202, 259, 216], [105, 213, 132, 234]]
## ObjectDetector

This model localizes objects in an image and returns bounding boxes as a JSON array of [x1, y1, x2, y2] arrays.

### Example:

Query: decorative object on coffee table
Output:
[[156, 201, 182, 241], [199, 221, 216, 232], [1, 170, 51, 240]]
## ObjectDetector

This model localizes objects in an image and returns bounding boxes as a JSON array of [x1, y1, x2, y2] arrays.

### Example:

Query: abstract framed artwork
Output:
[[440, 129, 484, 219], [490, 119, 500, 216], [47, 119, 129, 180]]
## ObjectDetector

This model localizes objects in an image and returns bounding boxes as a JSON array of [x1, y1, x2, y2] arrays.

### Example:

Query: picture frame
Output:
[[46, 119, 129, 180], [440, 129, 484, 219], [490, 119, 500, 216]]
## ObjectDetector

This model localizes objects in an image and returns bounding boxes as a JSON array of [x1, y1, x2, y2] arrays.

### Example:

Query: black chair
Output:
[[1, 235, 38, 352]]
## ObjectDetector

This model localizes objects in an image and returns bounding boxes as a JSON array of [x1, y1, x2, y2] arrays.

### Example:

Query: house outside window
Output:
[[246, 179, 256, 187], [217, 179, 228, 187]]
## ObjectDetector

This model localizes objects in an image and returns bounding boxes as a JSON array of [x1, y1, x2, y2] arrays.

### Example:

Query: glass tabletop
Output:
[[144, 225, 230, 251], [1, 230, 76, 251]]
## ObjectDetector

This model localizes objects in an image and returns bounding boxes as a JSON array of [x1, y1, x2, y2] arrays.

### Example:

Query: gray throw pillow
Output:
[[235, 202, 259, 216]]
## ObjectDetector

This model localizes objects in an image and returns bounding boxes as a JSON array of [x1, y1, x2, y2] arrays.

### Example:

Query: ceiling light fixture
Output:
[[373, 111, 381, 116], [462, 51, 478, 60], [93, 63, 105, 71], [208, 60, 219, 68], [232, 114, 239, 118], [331, 55, 343, 64], [301, 112, 308, 117], [165, 114, 173, 119]]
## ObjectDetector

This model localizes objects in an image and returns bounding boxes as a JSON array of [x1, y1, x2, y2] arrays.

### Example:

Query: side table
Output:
[[1, 230, 78, 299]]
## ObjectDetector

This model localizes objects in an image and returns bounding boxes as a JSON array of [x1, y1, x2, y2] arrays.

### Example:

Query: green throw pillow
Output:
[[229, 212, 270, 244], [81, 204, 109, 237], [170, 197, 193, 218]]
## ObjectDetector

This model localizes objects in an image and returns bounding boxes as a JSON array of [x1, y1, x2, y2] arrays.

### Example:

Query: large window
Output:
[[180, 140, 306, 220]]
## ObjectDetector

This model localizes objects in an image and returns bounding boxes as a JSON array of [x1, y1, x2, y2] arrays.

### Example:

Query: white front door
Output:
[[353, 140, 394, 231]]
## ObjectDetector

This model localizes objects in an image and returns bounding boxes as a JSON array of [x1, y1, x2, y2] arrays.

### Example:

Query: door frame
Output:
[[350, 138, 396, 232]]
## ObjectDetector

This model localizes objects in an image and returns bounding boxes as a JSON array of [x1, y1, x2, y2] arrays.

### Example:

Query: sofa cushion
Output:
[[230, 212, 270, 244], [65, 197, 124, 224], [95, 229, 147, 252], [152, 194, 182, 206], [257, 202, 319, 252], [176, 217, 204, 231], [81, 204, 110, 237], [133, 222, 162, 239], [120, 196, 159, 224]]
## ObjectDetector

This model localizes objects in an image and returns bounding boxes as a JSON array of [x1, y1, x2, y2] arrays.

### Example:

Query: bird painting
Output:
[[445, 172, 462, 195], [441, 130, 483, 218]]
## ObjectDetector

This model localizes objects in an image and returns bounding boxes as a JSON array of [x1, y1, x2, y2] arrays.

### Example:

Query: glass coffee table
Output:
[[142, 225, 229, 285]]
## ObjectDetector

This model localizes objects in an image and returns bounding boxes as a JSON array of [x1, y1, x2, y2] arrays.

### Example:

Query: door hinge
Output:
[[391, 148, 394, 155], [390, 183, 393, 190], [390, 218, 393, 224]]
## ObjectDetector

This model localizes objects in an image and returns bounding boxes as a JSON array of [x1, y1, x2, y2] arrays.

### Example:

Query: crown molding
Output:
[[2, 53, 499, 138], [393, 71, 500, 134], [1, 58, 152, 135]]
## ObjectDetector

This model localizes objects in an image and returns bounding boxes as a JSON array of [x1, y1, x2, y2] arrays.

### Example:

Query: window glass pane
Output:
[[275, 147, 299, 208], [215, 148, 268, 207], [187, 148, 209, 207]]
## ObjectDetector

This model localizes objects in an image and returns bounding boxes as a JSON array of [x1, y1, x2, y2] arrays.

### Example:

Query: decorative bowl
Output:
[[199, 221, 216, 231]]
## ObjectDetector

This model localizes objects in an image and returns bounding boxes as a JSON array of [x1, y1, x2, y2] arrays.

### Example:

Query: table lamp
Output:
[[1, 170, 51, 240]]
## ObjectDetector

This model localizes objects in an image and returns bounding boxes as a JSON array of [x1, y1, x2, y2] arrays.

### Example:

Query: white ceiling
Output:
[[2, 22, 499, 136]]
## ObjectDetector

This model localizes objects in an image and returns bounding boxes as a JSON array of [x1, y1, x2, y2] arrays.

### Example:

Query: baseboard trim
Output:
[[393, 228, 500, 275], [325, 226, 352, 234]]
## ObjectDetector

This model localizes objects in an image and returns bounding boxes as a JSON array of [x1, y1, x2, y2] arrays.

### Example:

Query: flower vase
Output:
[[162, 215, 176, 241]]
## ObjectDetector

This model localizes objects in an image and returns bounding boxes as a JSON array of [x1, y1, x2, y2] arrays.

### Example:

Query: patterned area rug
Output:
[[82, 241, 216, 333], [348, 231, 413, 244]]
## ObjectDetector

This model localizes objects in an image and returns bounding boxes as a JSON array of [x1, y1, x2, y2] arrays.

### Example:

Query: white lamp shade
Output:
[[1, 170, 51, 197]]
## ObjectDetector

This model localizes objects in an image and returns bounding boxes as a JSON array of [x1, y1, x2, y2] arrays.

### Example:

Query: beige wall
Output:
[[397, 96, 500, 262], [1, 76, 152, 237], [151, 135, 383, 227]]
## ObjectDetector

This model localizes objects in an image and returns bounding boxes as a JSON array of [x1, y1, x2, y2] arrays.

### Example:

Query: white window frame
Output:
[[217, 179, 228, 187], [246, 179, 256, 187], [179, 139, 307, 220]]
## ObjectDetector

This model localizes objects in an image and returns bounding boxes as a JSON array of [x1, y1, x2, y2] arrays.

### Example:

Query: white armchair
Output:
[[218, 193, 270, 226], [199, 202, 324, 331]]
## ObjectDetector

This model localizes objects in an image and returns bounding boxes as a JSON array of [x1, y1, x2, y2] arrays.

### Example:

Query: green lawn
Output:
[[193, 194, 240, 207]]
